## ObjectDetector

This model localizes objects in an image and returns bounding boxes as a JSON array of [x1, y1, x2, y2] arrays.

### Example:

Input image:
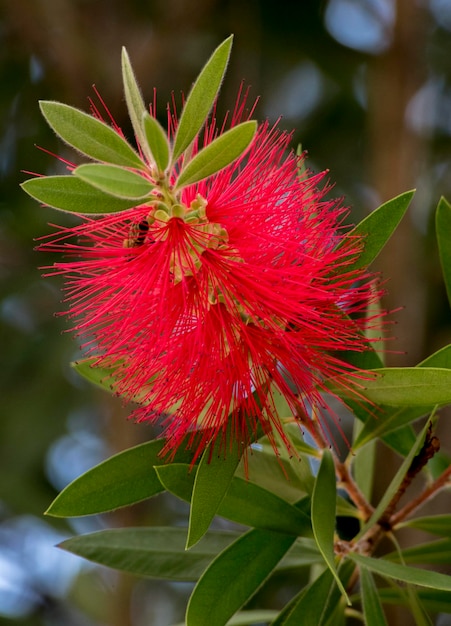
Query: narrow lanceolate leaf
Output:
[[279, 538, 322, 570], [72, 357, 159, 404], [335, 367, 451, 407], [353, 405, 429, 453], [360, 568, 389, 626], [353, 344, 451, 449], [173, 35, 233, 161], [186, 528, 296, 626], [271, 561, 355, 626], [186, 432, 242, 549], [72, 357, 118, 393], [21, 176, 140, 214], [59, 528, 238, 580], [45, 439, 194, 517], [436, 196, 451, 308], [223, 611, 279, 626], [346, 190, 415, 270], [397, 514, 451, 537], [143, 112, 170, 172], [406, 588, 434, 626], [271, 569, 334, 626], [74, 164, 154, 199], [238, 437, 315, 502], [384, 538, 451, 566], [352, 410, 376, 500], [349, 552, 451, 591], [175, 121, 257, 189], [378, 588, 451, 614], [156, 463, 311, 536], [174, 611, 280, 626], [121, 47, 151, 162], [385, 534, 435, 626], [355, 420, 431, 540], [341, 349, 418, 457], [311, 449, 349, 603], [39, 101, 144, 168]]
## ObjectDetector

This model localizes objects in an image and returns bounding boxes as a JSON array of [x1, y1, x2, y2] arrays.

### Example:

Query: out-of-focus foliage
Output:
[[1, 1, 451, 625]]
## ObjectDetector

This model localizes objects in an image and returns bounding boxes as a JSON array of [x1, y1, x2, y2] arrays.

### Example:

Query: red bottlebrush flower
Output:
[[36, 93, 382, 462], [28, 37, 384, 461]]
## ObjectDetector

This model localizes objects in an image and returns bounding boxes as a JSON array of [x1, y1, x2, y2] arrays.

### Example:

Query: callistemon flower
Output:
[[24, 38, 383, 461]]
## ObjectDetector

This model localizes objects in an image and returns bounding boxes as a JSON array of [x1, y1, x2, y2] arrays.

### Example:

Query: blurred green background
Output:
[[1, 1, 451, 624]]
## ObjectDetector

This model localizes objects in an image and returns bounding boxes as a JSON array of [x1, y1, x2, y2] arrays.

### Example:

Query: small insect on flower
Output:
[[123, 218, 151, 248]]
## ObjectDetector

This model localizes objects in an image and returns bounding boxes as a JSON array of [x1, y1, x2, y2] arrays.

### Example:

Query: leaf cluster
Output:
[[21, 36, 257, 215]]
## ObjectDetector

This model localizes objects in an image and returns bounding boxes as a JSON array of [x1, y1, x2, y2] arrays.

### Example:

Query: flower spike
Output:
[[26, 37, 385, 461]]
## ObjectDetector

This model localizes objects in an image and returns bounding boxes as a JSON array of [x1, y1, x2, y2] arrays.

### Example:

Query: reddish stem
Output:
[[390, 463, 451, 527]]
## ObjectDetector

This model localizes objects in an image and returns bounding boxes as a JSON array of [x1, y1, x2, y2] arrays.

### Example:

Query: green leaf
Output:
[[225, 611, 280, 625], [436, 196, 451, 308], [311, 449, 349, 603], [143, 112, 170, 172], [121, 47, 151, 163], [383, 533, 434, 626], [355, 420, 431, 540], [379, 425, 418, 457], [72, 357, 117, 393], [330, 346, 414, 457], [60, 527, 238, 580], [324, 603, 346, 626], [74, 163, 154, 199], [360, 568, 389, 626], [173, 36, 233, 161], [237, 438, 315, 503], [354, 406, 430, 451], [346, 397, 417, 457], [173, 611, 280, 626], [39, 101, 144, 168], [353, 345, 451, 448], [186, 528, 296, 626], [156, 463, 311, 536], [406, 587, 434, 626], [271, 569, 334, 626], [175, 121, 257, 189], [336, 495, 361, 519], [271, 560, 355, 626], [279, 537, 322, 569], [378, 587, 451, 614], [347, 190, 414, 270], [397, 514, 451, 537], [72, 357, 160, 404], [349, 552, 451, 591], [336, 367, 451, 407], [186, 434, 242, 549], [385, 538, 451, 565], [21, 175, 140, 214], [46, 439, 194, 517], [352, 422, 376, 500]]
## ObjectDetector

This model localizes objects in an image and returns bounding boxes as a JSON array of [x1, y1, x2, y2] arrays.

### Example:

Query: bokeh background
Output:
[[1, 1, 451, 624]]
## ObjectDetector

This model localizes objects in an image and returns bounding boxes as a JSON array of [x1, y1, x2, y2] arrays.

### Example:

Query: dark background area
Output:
[[1, 1, 451, 624]]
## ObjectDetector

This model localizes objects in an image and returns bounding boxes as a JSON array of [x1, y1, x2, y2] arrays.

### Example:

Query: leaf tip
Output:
[[38, 99, 61, 116], [121, 46, 131, 64], [185, 534, 201, 551], [56, 539, 69, 551], [44, 504, 61, 518]]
